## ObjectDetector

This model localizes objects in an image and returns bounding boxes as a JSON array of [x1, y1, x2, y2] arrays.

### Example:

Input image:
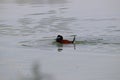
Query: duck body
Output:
[[57, 40, 72, 44], [56, 35, 75, 44]]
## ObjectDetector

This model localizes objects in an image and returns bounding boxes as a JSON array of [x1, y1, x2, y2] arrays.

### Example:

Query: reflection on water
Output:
[[16, 0, 44, 4], [15, 0, 67, 4], [55, 43, 76, 52], [0, 0, 67, 4], [14, 15, 76, 36], [0, 2, 76, 36], [36, 16, 76, 33], [19, 18, 33, 26], [21, 62, 53, 80], [55, 42, 63, 52]]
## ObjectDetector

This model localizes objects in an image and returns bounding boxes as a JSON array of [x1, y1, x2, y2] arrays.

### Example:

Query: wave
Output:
[[75, 35, 120, 45], [80, 18, 119, 21]]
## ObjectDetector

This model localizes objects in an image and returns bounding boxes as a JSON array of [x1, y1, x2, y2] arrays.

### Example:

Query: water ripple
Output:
[[81, 18, 119, 21]]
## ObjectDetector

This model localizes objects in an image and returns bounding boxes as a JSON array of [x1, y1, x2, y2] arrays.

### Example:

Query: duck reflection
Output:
[[56, 42, 63, 52]]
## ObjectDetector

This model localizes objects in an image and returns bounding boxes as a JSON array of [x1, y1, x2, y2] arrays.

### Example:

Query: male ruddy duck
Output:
[[56, 35, 75, 44]]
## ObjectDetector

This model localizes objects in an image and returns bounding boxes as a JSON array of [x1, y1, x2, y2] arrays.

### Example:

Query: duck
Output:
[[56, 35, 75, 44]]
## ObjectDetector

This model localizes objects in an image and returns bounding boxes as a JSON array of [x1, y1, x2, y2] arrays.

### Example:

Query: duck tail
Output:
[[72, 35, 76, 43]]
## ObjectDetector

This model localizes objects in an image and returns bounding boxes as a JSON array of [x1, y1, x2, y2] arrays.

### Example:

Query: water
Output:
[[0, 0, 120, 80]]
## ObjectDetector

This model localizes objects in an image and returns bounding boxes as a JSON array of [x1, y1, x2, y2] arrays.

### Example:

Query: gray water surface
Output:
[[0, 0, 120, 80]]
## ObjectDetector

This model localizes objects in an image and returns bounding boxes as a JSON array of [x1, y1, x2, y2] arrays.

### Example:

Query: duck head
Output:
[[56, 35, 63, 42]]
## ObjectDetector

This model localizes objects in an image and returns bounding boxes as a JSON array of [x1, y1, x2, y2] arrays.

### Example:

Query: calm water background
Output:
[[0, 0, 120, 80]]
